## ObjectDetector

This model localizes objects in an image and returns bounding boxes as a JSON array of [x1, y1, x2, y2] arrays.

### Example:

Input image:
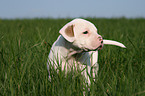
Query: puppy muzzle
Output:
[[96, 36, 103, 50], [83, 36, 104, 52]]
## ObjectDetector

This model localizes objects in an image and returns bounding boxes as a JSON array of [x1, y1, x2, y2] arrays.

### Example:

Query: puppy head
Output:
[[59, 18, 103, 51]]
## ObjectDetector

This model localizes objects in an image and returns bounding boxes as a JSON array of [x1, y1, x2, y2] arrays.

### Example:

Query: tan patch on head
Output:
[[65, 25, 74, 37]]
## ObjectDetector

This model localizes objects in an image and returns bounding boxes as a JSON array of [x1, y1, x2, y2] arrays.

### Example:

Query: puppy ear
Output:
[[59, 22, 75, 42]]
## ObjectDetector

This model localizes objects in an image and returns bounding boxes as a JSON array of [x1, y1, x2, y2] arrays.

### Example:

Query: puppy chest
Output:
[[68, 52, 91, 66]]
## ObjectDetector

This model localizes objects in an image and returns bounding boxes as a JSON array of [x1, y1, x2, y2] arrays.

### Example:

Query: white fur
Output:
[[47, 18, 126, 85]]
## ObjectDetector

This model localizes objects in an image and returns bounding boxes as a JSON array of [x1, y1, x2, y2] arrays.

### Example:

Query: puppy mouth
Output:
[[93, 44, 103, 51], [98, 45, 103, 50], [83, 44, 103, 52]]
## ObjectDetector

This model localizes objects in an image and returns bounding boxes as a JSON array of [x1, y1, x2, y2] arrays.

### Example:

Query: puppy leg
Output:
[[80, 64, 91, 95], [82, 65, 91, 85], [89, 51, 99, 81]]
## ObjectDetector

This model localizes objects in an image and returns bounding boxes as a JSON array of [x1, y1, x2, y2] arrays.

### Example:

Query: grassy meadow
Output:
[[0, 18, 145, 96]]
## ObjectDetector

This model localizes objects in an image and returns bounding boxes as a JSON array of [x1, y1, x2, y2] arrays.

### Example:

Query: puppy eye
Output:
[[83, 31, 88, 34]]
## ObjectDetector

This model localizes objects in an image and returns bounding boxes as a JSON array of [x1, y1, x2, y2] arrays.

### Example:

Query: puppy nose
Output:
[[98, 36, 103, 41]]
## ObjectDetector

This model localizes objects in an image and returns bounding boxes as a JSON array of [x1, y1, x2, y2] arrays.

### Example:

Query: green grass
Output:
[[0, 18, 145, 96]]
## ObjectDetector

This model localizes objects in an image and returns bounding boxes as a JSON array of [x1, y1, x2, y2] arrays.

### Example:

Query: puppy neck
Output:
[[58, 35, 84, 58], [60, 35, 82, 51]]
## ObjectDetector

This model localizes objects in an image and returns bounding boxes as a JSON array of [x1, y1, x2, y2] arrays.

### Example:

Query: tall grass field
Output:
[[0, 18, 145, 96]]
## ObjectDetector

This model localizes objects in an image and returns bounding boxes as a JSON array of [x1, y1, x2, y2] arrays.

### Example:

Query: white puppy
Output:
[[47, 18, 126, 85]]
